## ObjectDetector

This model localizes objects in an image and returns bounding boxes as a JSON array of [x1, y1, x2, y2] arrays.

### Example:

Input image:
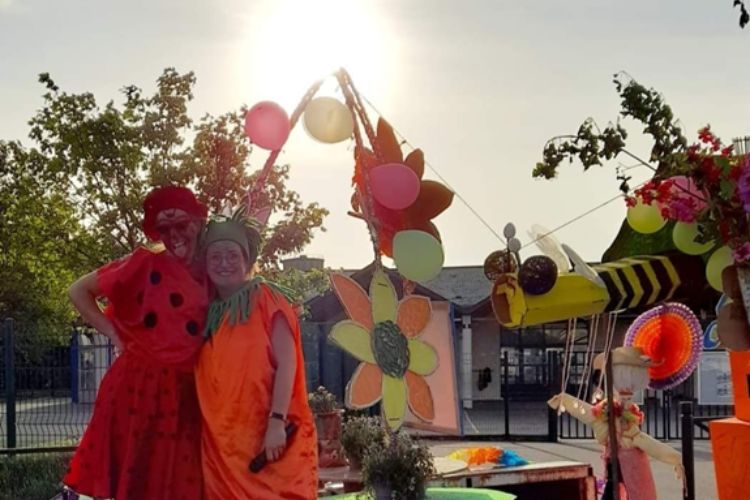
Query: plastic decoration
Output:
[[706, 246, 734, 292], [392, 230, 444, 283], [243, 101, 290, 151], [626, 200, 666, 234], [446, 447, 529, 468], [527, 224, 569, 272], [672, 222, 714, 256], [518, 255, 558, 295], [328, 269, 438, 430], [624, 303, 703, 390], [483, 250, 518, 281], [561, 243, 606, 288], [303, 96, 354, 144], [548, 346, 684, 498], [370, 163, 421, 210], [350, 119, 454, 257]]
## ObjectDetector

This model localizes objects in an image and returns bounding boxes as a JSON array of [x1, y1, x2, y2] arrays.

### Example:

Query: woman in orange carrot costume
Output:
[[195, 212, 318, 500]]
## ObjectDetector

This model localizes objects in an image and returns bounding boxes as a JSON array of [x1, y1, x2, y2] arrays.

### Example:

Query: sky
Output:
[[2, 0, 749, 270]]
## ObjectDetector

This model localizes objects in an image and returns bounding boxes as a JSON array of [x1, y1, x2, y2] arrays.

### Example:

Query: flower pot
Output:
[[730, 350, 750, 422], [315, 410, 347, 467]]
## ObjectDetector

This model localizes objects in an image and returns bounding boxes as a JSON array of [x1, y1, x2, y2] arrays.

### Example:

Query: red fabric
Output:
[[64, 248, 208, 499]]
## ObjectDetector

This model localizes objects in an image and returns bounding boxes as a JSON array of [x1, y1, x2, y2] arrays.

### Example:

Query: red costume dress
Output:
[[64, 247, 207, 499]]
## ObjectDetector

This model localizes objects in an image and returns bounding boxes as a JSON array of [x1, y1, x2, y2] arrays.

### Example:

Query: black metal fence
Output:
[[557, 351, 733, 440], [1, 318, 113, 452], [2, 317, 734, 454]]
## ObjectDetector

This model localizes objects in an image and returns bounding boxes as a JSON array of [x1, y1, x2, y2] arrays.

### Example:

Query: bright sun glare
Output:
[[245, 0, 394, 108]]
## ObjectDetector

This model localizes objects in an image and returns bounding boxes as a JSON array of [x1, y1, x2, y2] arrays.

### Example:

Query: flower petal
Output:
[[329, 320, 375, 364], [370, 268, 397, 324], [330, 273, 373, 330], [407, 339, 438, 376], [404, 149, 424, 180], [405, 371, 435, 422], [397, 295, 432, 338], [405, 180, 454, 222], [346, 363, 383, 409], [376, 118, 403, 164], [381, 375, 407, 430]]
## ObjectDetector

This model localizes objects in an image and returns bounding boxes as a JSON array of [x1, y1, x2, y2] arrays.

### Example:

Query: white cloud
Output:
[[0, 0, 12, 9]]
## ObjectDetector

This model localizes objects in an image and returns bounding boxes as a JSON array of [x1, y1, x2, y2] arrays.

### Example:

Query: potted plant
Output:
[[361, 432, 435, 500], [340, 415, 386, 471], [308, 386, 347, 467]]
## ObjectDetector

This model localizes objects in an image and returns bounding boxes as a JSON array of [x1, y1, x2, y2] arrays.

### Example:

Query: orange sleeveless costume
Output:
[[195, 282, 318, 500]]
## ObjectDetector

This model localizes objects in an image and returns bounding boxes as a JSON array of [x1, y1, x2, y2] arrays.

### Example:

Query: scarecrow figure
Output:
[[548, 346, 685, 500]]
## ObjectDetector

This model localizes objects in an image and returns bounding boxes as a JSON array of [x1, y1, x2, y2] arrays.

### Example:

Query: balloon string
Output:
[[246, 79, 325, 216], [559, 317, 577, 409], [576, 314, 599, 402], [596, 311, 619, 398]]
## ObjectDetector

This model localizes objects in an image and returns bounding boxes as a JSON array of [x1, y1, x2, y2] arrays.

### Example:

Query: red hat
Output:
[[142, 186, 207, 240]]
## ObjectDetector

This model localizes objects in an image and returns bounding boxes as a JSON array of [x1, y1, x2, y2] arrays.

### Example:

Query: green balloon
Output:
[[706, 246, 734, 292], [393, 230, 444, 283], [626, 201, 666, 234], [672, 222, 714, 255]]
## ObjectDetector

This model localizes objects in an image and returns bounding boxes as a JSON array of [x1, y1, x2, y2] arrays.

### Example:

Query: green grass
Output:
[[0, 453, 72, 500]]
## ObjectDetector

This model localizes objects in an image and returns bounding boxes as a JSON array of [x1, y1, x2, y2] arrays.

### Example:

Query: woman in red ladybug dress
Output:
[[64, 186, 208, 500]]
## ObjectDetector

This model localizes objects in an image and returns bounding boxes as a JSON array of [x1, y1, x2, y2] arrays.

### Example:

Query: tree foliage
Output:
[[1, 68, 329, 345], [533, 72, 689, 193]]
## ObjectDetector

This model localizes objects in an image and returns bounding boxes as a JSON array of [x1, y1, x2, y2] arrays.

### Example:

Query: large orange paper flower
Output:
[[351, 119, 454, 257], [328, 269, 438, 430]]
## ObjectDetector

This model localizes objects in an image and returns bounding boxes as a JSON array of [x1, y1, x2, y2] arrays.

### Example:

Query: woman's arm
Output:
[[264, 313, 297, 462], [69, 272, 122, 351]]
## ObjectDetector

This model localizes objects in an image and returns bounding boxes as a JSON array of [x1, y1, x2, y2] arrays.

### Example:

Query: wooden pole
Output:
[[605, 352, 620, 500]]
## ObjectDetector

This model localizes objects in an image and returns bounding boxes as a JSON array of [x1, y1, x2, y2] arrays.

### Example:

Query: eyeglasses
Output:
[[207, 252, 243, 267], [155, 219, 193, 236]]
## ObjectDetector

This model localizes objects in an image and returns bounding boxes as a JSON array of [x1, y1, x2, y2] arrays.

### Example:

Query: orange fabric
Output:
[[196, 284, 318, 500], [710, 418, 750, 500]]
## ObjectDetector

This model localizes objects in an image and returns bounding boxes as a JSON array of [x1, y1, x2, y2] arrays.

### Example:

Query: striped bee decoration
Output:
[[593, 253, 701, 312]]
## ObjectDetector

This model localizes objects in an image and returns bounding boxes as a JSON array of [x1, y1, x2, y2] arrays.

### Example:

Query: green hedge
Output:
[[0, 453, 72, 500]]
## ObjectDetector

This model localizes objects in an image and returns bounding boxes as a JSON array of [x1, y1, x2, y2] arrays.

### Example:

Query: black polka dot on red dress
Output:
[[169, 292, 184, 307], [144, 312, 158, 328], [185, 320, 198, 336], [150, 271, 161, 284]]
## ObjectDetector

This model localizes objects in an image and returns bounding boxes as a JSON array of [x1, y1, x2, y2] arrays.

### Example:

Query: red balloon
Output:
[[369, 163, 420, 210], [244, 101, 290, 151]]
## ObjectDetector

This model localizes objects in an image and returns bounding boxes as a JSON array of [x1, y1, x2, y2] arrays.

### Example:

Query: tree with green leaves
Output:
[[27, 68, 328, 266], [2, 68, 329, 348]]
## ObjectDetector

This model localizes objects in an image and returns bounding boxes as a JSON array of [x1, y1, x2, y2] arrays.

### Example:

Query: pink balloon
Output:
[[668, 175, 707, 211], [244, 101, 290, 151], [370, 163, 420, 210]]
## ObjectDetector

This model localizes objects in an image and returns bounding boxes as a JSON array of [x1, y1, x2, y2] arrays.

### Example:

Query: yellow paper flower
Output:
[[329, 268, 438, 430]]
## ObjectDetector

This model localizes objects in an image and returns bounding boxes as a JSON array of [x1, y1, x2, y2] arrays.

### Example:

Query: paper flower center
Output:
[[372, 320, 410, 378]]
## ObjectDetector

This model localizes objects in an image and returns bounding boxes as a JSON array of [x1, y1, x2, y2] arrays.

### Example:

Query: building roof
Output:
[[305, 263, 490, 321]]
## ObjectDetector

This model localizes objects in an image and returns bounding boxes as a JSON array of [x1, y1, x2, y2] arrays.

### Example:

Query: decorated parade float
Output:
[[238, 70, 745, 499], [523, 73, 750, 499], [241, 69, 521, 499]]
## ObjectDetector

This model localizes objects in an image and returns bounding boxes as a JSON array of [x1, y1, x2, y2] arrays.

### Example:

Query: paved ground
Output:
[[428, 439, 716, 499]]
